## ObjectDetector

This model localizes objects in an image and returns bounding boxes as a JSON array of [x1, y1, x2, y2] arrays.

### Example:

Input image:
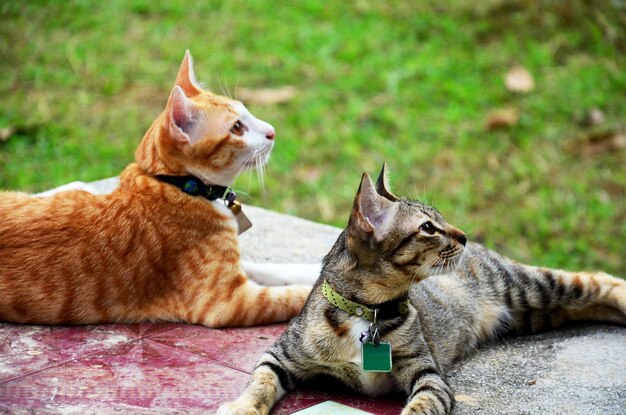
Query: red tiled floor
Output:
[[0, 322, 407, 414], [0, 323, 177, 383], [149, 323, 288, 373], [0, 338, 248, 413]]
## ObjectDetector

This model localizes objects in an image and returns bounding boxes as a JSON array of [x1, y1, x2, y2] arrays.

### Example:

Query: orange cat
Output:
[[0, 51, 313, 327]]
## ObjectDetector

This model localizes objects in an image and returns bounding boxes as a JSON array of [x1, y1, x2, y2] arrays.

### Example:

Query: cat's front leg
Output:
[[397, 366, 455, 415], [242, 260, 321, 286], [402, 374, 454, 415], [217, 352, 296, 415]]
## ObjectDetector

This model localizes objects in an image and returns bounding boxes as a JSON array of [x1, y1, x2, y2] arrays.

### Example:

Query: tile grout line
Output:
[[141, 339, 354, 411], [1, 328, 378, 415], [141, 332, 352, 401], [142, 336, 255, 375], [0, 328, 18, 349], [0, 325, 179, 386]]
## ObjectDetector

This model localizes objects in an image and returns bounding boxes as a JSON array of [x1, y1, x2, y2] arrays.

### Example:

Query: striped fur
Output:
[[219, 166, 626, 415], [0, 51, 310, 327]]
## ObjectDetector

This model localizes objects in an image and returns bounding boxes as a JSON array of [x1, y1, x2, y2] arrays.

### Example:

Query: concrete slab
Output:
[[35, 178, 626, 414]]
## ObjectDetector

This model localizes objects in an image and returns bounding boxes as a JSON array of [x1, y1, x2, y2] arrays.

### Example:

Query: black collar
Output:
[[156, 175, 230, 201], [371, 296, 411, 321], [322, 280, 410, 322]]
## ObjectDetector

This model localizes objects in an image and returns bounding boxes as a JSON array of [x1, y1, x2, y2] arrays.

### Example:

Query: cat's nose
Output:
[[447, 225, 467, 246], [457, 234, 467, 246], [265, 129, 275, 140]]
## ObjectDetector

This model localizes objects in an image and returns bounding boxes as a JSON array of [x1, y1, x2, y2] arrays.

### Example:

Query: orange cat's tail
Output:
[[198, 279, 311, 327]]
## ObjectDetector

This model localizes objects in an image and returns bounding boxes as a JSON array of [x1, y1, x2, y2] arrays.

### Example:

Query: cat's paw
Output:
[[607, 275, 626, 317], [216, 401, 261, 415]]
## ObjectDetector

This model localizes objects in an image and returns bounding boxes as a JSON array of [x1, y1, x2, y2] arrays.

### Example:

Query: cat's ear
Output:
[[165, 86, 200, 144], [175, 50, 203, 97], [349, 173, 395, 242], [375, 163, 398, 202]]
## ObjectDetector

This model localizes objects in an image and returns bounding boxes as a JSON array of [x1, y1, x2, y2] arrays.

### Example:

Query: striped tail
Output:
[[464, 246, 626, 336], [197, 278, 311, 327]]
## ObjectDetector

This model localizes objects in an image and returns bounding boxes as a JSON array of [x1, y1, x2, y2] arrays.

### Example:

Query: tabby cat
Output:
[[219, 165, 626, 415], [0, 51, 316, 327]]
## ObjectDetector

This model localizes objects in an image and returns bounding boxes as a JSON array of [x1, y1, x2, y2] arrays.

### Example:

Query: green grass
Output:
[[1, 0, 624, 275]]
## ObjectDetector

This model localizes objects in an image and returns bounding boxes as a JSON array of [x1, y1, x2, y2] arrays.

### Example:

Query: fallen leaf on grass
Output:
[[485, 107, 519, 130], [580, 130, 626, 156], [455, 394, 479, 407], [504, 65, 535, 93], [0, 126, 16, 142], [487, 154, 500, 171], [295, 167, 322, 182], [237, 86, 298, 104], [0, 124, 43, 142], [579, 107, 606, 127]]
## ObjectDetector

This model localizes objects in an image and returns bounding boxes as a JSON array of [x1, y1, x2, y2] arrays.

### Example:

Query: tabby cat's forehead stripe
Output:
[[401, 198, 446, 223]]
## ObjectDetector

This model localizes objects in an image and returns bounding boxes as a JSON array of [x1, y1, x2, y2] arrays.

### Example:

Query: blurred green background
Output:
[[0, 1, 624, 275]]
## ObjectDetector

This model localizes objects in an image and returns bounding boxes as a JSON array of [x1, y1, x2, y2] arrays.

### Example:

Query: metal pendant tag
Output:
[[235, 209, 252, 235], [361, 342, 392, 372], [225, 195, 252, 235]]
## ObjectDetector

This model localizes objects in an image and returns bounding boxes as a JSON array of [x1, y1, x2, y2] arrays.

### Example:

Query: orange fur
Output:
[[0, 51, 309, 327]]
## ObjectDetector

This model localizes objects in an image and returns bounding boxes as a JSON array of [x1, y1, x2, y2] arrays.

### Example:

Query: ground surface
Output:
[[0, 179, 624, 415]]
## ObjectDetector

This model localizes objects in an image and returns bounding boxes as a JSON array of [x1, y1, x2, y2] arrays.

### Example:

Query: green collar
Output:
[[322, 280, 410, 322]]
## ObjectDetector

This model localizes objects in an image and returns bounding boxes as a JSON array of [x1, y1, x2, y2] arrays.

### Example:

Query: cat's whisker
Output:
[[216, 75, 227, 98], [427, 257, 446, 277], [411, 183, 429, 205], [256, 159, 265, 191], [260, 155, 269, 191], [407, 258, 436, 286], [430, 191, 438, 208], [232, 148, 265, 194], [232, 154, 255, 181], [232, 143, 272, 193], [451, 253, 462, 272], [232, 154, 256, 192], [222, 71, 234, 100], [233, 159, 250, 191], [234, 79, 241, 102]]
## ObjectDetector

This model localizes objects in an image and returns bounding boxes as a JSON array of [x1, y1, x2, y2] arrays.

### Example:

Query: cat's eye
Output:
[[420, 221, 436, 235], [231, 120, 246, 137]]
